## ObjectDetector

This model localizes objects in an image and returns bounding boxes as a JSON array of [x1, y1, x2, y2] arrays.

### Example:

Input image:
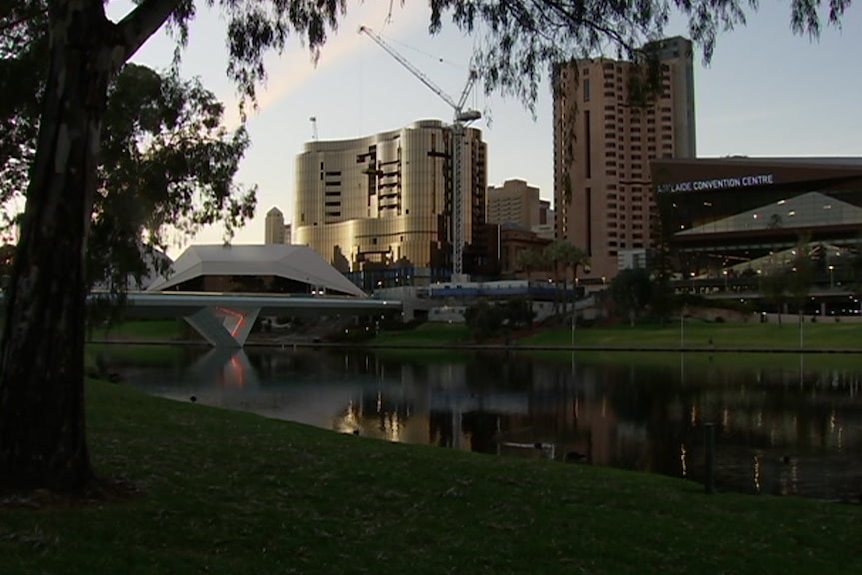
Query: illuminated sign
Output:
[[657, 174, 774, 193]]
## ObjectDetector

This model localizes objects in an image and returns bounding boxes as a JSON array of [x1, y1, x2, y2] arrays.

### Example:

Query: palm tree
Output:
[[515, 247, 543, 286], [544, 240, 590, 324], [543, 241, 566, 316], [556, 242, 590, 335], [515, 247, 545, 325]]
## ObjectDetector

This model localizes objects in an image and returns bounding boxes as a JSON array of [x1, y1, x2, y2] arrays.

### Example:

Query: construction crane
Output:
[[310, 116, 318, 140], [359, 26, 481, 282]]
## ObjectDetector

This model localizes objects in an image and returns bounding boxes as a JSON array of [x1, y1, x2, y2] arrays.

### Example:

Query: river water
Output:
[[112, 345, 862, 502]]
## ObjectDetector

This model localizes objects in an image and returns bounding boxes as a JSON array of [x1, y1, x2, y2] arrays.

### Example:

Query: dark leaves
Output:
[[92, 63, 256, 293]]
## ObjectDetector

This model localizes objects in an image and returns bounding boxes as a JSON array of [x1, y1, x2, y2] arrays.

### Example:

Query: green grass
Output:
[[1, 381, 859, 574], [88, 319, 184, 341], [521, 320, 862, 350], [371, 322, 471, 345], [373, 319, 862, 351], [86, 343, 190, 368]]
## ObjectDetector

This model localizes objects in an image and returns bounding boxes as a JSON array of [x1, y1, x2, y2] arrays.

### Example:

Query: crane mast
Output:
[[359, 26, 480, 282]]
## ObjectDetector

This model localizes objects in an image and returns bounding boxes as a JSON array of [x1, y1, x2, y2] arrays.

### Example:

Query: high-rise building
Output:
[[264, 206, 287, 244], [534, 200, 555, 240], [487, 179, 542, 229], [553, 36, 696, 279], [293, 119, 488, 288]]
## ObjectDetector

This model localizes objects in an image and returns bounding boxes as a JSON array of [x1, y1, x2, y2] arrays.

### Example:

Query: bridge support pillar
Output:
[[184, 306, 261, 347]]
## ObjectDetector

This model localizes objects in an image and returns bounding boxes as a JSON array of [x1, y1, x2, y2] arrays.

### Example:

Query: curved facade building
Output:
[[294, 120, 487, 287]]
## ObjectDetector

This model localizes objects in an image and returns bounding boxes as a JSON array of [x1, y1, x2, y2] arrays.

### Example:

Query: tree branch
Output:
[[115, 0, 182, 67], [540, 0, 639, 54]]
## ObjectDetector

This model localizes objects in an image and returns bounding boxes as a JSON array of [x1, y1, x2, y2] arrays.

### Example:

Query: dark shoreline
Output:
[[88, 338, 862, 354]]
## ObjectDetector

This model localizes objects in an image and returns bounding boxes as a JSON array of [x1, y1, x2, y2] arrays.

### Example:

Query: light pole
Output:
[[723, 270, 728, 291], [571, 277, 578, 347], [680, 305, 685, 349], [829, 265, 835, 289]]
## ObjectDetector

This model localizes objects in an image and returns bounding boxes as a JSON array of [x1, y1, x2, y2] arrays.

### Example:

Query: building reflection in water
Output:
[[121, 346, 862, 502]]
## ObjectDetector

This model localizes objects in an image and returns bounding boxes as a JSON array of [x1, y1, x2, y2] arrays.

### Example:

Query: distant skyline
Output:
[[108, 2, 862, 254]]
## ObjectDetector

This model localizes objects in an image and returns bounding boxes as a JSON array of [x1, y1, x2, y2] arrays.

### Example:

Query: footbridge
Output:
[[108, 291, 402, 348]]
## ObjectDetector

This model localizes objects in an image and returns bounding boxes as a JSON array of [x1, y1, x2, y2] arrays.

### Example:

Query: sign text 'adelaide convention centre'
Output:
[[657, 174, 775, 194]]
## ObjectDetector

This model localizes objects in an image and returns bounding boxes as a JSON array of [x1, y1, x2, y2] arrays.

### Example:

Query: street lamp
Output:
[[829, 265, 835, 289], [680, 305, 686, 349], [571, 277, 578, 347], [723, 270, 728, 291]]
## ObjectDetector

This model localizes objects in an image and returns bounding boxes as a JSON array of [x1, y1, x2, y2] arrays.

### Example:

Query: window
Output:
[[583, 78, 591, 102]]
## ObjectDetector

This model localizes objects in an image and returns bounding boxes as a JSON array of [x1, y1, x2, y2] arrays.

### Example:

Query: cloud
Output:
[[242, 3, 428, 120]]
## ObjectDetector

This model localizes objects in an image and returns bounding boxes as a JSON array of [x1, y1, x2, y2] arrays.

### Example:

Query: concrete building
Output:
[[533, 200, 555, 240], [264, 207, 291, 244], [487, 179, 542, 229], [293, 119, 488, 289], [553, 36, 696, 280]]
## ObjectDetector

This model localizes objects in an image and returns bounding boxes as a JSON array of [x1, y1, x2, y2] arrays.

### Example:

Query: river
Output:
[[110, 345, 862, 503]]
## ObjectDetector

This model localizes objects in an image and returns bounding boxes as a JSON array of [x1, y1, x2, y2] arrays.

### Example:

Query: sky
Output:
[[107, 1, 862, 253]]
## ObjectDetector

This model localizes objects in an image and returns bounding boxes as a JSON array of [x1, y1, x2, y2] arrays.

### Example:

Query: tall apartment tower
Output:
[[264, 207, 286, 244], [487, 179, 542, 229], [553, 36, 696, 280], [294, 119, 488, 287]]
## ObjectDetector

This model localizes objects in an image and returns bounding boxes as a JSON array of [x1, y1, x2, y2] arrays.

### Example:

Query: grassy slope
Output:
[[372, 320, 862, 350], [521, 320, 862, 349], [1, 381, 859, 574], [88, 319, 184, 341]]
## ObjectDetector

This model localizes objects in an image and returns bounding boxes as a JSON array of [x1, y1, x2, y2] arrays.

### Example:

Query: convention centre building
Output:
[[651, 157, 862, 304]]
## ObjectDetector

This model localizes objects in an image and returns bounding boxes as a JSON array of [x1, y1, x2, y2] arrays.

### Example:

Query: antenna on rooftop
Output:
[[310, 116, 318, 141]]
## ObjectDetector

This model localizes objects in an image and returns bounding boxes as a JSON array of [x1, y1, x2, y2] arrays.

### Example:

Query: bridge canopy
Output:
[[147, 244, 366, 297]]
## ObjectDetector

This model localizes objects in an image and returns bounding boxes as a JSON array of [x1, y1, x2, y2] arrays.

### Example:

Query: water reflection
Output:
[[118, 346, 862, 503]]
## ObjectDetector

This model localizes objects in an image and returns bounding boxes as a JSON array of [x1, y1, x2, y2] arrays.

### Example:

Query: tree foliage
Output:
[[543, 240, 589, 318], [428, 0, 849, 109], [92, 63, 255, 292], [1, 19, 256, 291], [760, 268, 788, 325], [611, 268, 653, 327], [464, 298, 534, 342]]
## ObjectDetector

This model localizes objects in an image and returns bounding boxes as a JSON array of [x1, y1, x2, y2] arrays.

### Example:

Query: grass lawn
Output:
[[373, 319, 862, 351], [1, 381, 859, 574], [88, 319, 185, 341], [520, 320, 862, 350], [371, 322, 471, 346]]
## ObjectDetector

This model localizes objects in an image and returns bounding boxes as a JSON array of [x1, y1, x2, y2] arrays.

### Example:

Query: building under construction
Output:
[[292, 119, 492, 290]]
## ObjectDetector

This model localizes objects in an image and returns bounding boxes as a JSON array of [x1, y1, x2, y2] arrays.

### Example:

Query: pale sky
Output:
[[108, 2, 862, 253]]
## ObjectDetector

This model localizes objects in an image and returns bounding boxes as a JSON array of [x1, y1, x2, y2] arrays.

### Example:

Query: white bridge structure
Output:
[[90, 243, 402, 348], [116, 291, 401, 348]]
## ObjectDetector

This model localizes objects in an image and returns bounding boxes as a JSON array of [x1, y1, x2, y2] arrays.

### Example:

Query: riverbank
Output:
[[1, 379, 859, 574], [368, 320, 862, 352], [88, 318, 862, 353]]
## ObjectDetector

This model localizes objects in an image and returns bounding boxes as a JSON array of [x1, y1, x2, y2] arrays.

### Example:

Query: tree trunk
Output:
[[0, 1, 114, 491]]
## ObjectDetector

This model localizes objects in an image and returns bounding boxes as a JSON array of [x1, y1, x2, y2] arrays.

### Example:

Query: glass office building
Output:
[[294, 120, 488, 289]]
